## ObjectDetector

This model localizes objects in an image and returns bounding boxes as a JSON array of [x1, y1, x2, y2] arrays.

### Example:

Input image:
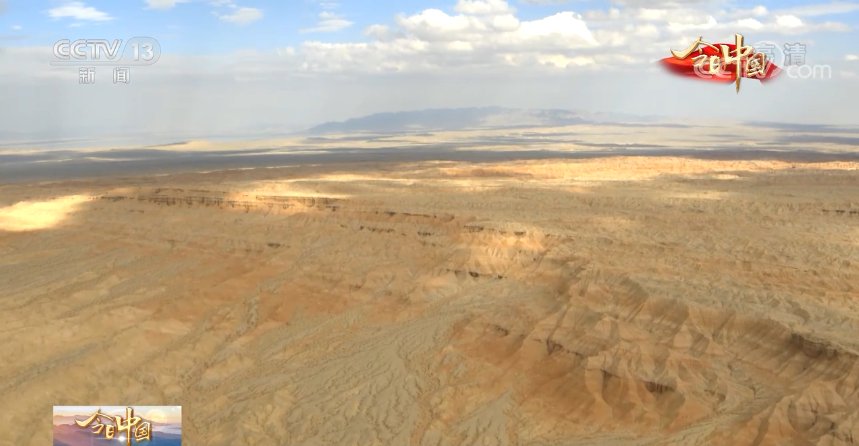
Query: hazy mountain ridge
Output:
[[307, 108, 859, 136], [306, 107, 652, 134]]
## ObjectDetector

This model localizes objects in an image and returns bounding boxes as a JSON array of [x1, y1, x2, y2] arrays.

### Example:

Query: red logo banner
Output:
[[661, 34, 780, 92]]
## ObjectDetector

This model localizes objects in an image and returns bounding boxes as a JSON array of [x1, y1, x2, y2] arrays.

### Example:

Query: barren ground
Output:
[[2, 145, 859, 445]]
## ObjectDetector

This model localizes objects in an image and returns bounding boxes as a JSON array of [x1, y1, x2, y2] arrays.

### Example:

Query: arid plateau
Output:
[[1, 124, 859, 445]]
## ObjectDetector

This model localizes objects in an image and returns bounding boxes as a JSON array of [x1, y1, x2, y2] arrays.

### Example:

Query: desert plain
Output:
[[1, 123, 859, 445]]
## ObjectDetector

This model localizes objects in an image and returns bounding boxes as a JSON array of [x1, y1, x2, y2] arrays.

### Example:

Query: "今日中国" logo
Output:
[[661, 34, 781, 93], [53, 406, 182, 445]]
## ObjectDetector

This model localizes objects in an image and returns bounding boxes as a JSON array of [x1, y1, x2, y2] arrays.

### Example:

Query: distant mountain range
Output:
[[306, 107, 652, 134]]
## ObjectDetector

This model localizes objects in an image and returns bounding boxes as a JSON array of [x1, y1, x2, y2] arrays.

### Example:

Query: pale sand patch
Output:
[[0, 195, 89, 231]]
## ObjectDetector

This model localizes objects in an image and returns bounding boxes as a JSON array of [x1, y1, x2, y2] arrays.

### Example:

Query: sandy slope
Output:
[[1, 156, 858, 445]]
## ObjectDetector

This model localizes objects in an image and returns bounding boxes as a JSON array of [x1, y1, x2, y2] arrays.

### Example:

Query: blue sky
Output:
[[1, 1, 471, 52], [2, 0, 854, 53], [1, 0, 858, 142]]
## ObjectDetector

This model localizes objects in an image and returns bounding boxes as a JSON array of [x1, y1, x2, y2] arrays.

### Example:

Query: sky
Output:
[[1, 0, 858, 144]]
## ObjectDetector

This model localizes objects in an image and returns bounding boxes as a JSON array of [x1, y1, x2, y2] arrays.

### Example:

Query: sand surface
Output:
[[1, 153, 858, 445]]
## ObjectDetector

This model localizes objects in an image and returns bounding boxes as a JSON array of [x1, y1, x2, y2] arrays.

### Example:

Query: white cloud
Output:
[[846, 54, 859, 61], [667, 15, 718, 33], [637, 8, 669, 21], [365, 24, 390, 39], [392, 6, 595, 48], [47, 2, 112, 21], [585, 2, 848, 43], [313, 0, 340, 11], [781, 1, 859, 17], [519, 0, 571, 4], [534, 54, 595, 68], [455, 0, 512, 15], [218, 7, 263, 25], [775, 14, 805, 28], [723, 5, 768, 20], [519, 12, 595, 44], [284, 3, 601, 75], [263, 0, 854, 76], [146, 0, 188, 10], [301, 11, 353, 33], [11, 24, 22, 31], [583, 7, 620, 21], [610, 0, 717, 7], [735, 18, 763, 30], [396, 9, 470, 39]]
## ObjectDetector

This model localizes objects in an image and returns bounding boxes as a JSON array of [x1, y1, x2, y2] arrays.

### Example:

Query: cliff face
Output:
[[2, 156, 859, 446]]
